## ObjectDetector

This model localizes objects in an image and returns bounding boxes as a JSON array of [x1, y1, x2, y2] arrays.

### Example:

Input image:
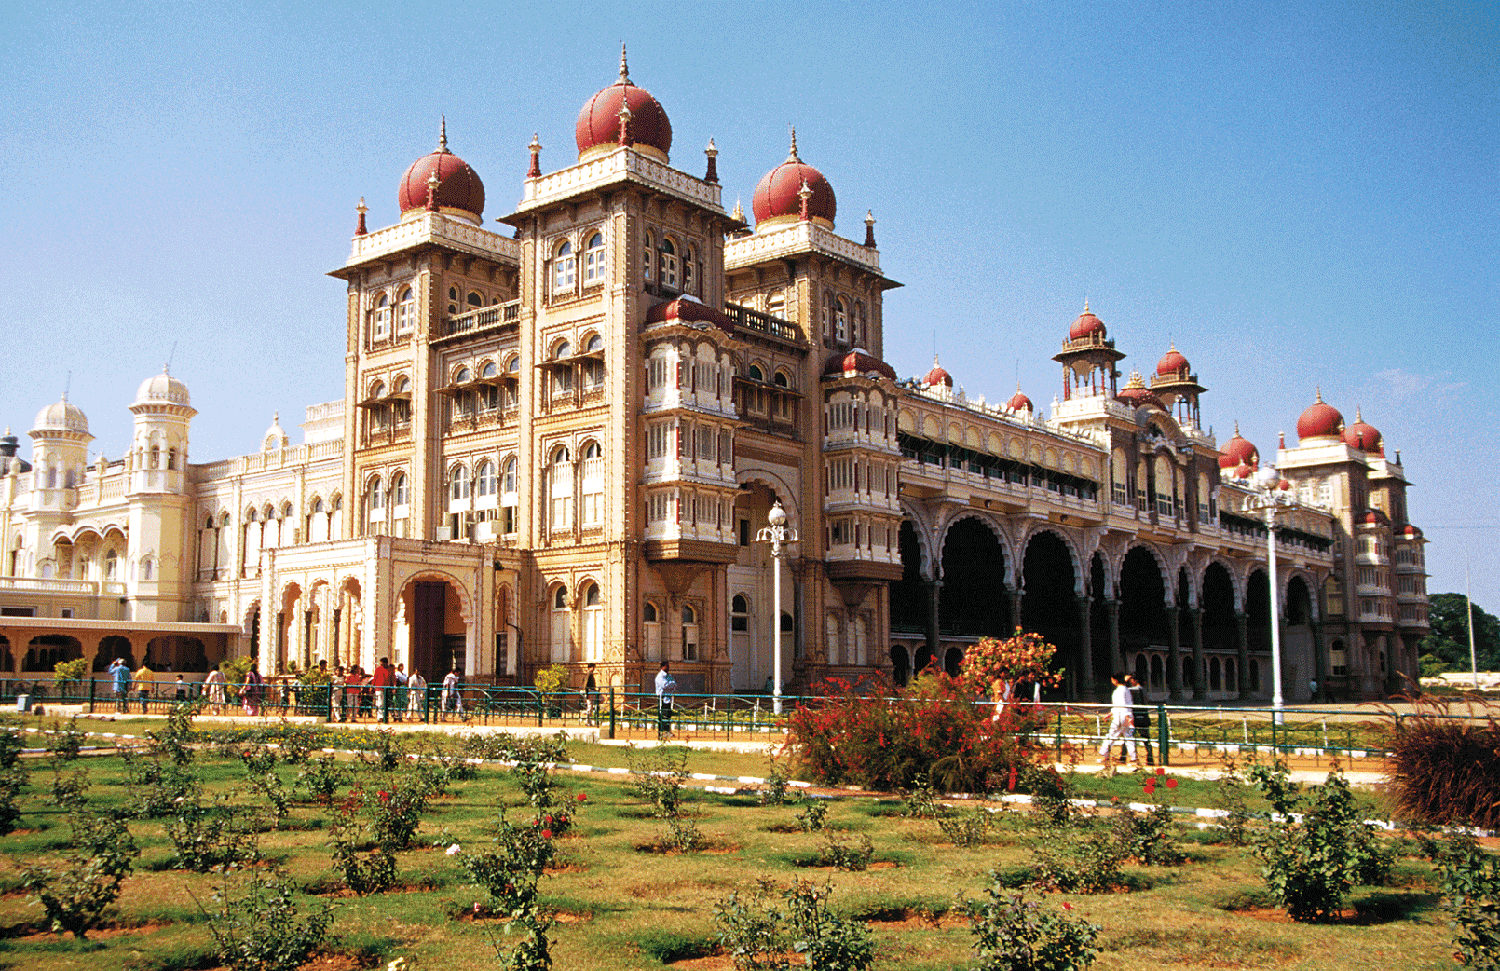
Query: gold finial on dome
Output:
[[787, 125, 800, 162], [1083, 297, 1089, 312], [618, 43, 630, 84], [438, 116, 449, 153], [1314, 386, 1323, 403], [1355, 406, 1363, 422]]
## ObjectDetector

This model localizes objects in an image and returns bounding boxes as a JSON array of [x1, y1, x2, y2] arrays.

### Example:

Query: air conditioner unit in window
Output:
[[473, 521, 497, 543], [434, 526, 454, 542]]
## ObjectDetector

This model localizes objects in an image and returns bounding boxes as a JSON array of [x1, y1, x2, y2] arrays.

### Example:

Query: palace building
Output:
[[0, 54, 1429, 702]]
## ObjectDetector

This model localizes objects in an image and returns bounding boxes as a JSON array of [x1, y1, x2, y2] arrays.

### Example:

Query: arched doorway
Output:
[[889, 521, 927, 634], [1246, 569, 1271, 699], [1119, 547, 1168, 696], [1020, 530, 1077, 699], [402, 577, 468, 682], [939, 517, 1009, 637], [1201, 562, 1237, 696]]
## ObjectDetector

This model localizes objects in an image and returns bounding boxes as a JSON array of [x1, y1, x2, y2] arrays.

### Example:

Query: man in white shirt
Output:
[[406, 669, 427, 720], [654, 662, 676, 739], [441, 668, 463, 719], [1096, 671, 1136, 776]]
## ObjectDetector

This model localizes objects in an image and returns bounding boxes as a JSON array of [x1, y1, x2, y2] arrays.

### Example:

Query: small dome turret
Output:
[[32, 396, 89, 437], [752, 128, 836, 230], [921, 355, 953, 389], [1069, 302, 1106, 341], [397, 119, 485, 224], [1218, 422, 1259, 470], [1343, 408, 1383, 455], [1296, 389, 1345, 443], [134, 367, 191, 408], [575, 46, 673, 163]]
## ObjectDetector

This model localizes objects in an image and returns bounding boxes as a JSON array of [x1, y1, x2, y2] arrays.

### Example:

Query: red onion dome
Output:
[[1218, 422, 1259, 470], [1006, 388, 1034, 413], [1231, 461, 1254, 480], [1359, 508, 1390, 526], [1156, 343, 1190, 378], [922, 356, 953, 388], [576, 47, 672, 163], [397, 120, 485, 224], [752, 128, 836, 230], [644, 296, 734, 336], [1403, 524, 1423, 540], [1343, 408, 1384, 455], [1116, 371, 1162, 409], [1296, 389, 1345, 442], [1069, 302, 1106, 341], [824, 349, 897, 381]]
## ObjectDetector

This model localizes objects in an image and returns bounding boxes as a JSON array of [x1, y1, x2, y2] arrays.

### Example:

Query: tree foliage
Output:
[[1421, 594, 1500, 673]]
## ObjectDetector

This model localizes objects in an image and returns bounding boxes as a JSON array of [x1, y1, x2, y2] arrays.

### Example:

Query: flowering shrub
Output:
[[786, 673, 1045, 793], [328, 790, 396, 895], [713, 878, 874, 971], [958, 630, 1064, 698], [1111, 769, 1184, 867], [964, 879, 1100, 971]]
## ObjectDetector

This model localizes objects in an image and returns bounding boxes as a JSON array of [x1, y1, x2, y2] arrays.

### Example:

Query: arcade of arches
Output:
[[889, 516, 1323, 702]]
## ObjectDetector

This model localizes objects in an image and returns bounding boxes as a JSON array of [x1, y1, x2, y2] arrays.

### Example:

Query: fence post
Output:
[[1055, 706, 1063, 761], [608, 686, 616, 740], [88, 676, 96, 714], [536, 689, 543, 727], [1157, 703, 1169, 767]]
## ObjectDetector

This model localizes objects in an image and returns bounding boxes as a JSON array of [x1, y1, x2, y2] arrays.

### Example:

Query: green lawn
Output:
[[0, 721, 1462, 971]]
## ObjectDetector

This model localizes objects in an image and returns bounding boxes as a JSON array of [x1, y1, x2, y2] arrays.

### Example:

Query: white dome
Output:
[[134, 368, 191, 407], [31, 397, 89, 435]]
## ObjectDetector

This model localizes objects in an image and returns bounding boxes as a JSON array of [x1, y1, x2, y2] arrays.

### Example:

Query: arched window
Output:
[[500, 456, 519, 534], [583, 334, 605, 389], [448, 285, 460, 315], [643, 600, 662, 662], [373, 293, 390, 339], [581, 581, 604, 662], [391, 472, 408, 507], [552, 340, 573, 396], [502, 456, 518, 494], [449, 465, 470, 503], [581, 442, 604, 526], [682, 245, 695, 295], [475, 459, 497, 498], [835, 297, 849, 344], [104, 549, 119, 581], [553, 239, 576, 292], [731, 594, 749, 632], [455, 367, 472, 384], [659, 238, 678, 290], [396, 288, 415, 335], [747, 364, 764, 383], [140, 556, 154, 581], [773, 371, 790, 388], [550, 585, 571, 663], [480, 360, 498, 379], [643, 231, 654, 283], [680, 605, 698, 661], [467, 290, 483, 307], [584, 231, 606, 285], [549, 446, 573, 530]]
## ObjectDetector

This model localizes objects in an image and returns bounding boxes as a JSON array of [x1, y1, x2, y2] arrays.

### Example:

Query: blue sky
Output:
[[1, 1, 1495, 608]]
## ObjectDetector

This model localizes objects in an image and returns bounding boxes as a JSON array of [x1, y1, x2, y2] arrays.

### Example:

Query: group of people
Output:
[[106, 657, 200, 712], [1096, 671, 1153, 775]]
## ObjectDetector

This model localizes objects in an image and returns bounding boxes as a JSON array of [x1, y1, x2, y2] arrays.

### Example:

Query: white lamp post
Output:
[[1251, 466, 1292, 724], [756, 499, 798, 714]]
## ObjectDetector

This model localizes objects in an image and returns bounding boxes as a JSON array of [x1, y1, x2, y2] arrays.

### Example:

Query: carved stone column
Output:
[[1188, 607, 1204, 700], [1076, 596, 1094, 700], [1234, 611, 1249, 697], [1166, 605, 1182, 701]]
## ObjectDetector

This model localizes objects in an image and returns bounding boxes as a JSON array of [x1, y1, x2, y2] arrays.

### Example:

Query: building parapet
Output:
[[518, 148, 723, 215], [192, 439, 344, 481], [725, 221, 882, 275], [344, 212, 520, 268]]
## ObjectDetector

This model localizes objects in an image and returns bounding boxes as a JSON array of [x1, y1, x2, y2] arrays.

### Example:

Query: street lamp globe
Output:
[[768, 499, 787, 527]]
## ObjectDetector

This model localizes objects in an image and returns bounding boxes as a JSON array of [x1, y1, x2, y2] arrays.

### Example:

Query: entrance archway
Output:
[[401, 576, 469, 682], [1020, 530, 1077, 699], [939, 517, 1008, 637]]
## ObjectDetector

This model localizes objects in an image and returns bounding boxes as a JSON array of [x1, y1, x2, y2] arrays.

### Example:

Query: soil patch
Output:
[[862, 907, 965, 931], [15, 919, 173, 942], [305, 878, 437, 897]]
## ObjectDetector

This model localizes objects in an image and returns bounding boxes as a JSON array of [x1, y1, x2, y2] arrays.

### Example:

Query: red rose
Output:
[[1155, 766, 1165, 776], [576, 792, 587, 802], [378, 790, 390, 803], [541, 829, 554, 839], [1144, 783, 1156, 795], [1062, 902, 1072, 910], [1165, 778, 1178, 788]]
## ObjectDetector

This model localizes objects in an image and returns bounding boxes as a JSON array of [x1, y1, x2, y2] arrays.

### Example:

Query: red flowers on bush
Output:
[[958, 629, 1064, 697], [576, 792, 587, 802], [786, 672, 1046, 793], [540, 829, 553, 840]]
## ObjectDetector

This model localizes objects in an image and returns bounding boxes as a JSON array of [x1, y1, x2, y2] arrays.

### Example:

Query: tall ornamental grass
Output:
[[1386, 696, 1500, 829]]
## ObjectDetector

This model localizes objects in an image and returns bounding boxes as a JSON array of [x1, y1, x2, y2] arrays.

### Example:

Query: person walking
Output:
[[406, 668, 427, 720], [242, 667, 264, 717], [371, 657, 395, 722], [1096, 671, 1136, 777], [442, 667, 463, 719], [108, 657, 131, 713], [1126, 673, 1152, 767], [203, 665, 226, 714], [394, 663, 408, 722], [583, 663, 599, 725], [654, 661, 676, 739], [134, 659, 157, 713]]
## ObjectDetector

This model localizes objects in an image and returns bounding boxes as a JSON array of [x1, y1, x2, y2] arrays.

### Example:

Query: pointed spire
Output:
[[1233, 420, 1241, 437], [1083, 298, 1090, 312], [355, 197, 368, 236], [617, 100, 633, 146], [1314, 386, 1323, 403], [864, 209, 876, 248], [1278, 430, 1286, 448], [704, 138, 718, 183], [731, 197, 744, 221], [618, 43, 631, 84], [527, 133, 542, 178], [787, 125, 800, 162], [438, 116, 449, 153], [1355, 405, 1364, 422]]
